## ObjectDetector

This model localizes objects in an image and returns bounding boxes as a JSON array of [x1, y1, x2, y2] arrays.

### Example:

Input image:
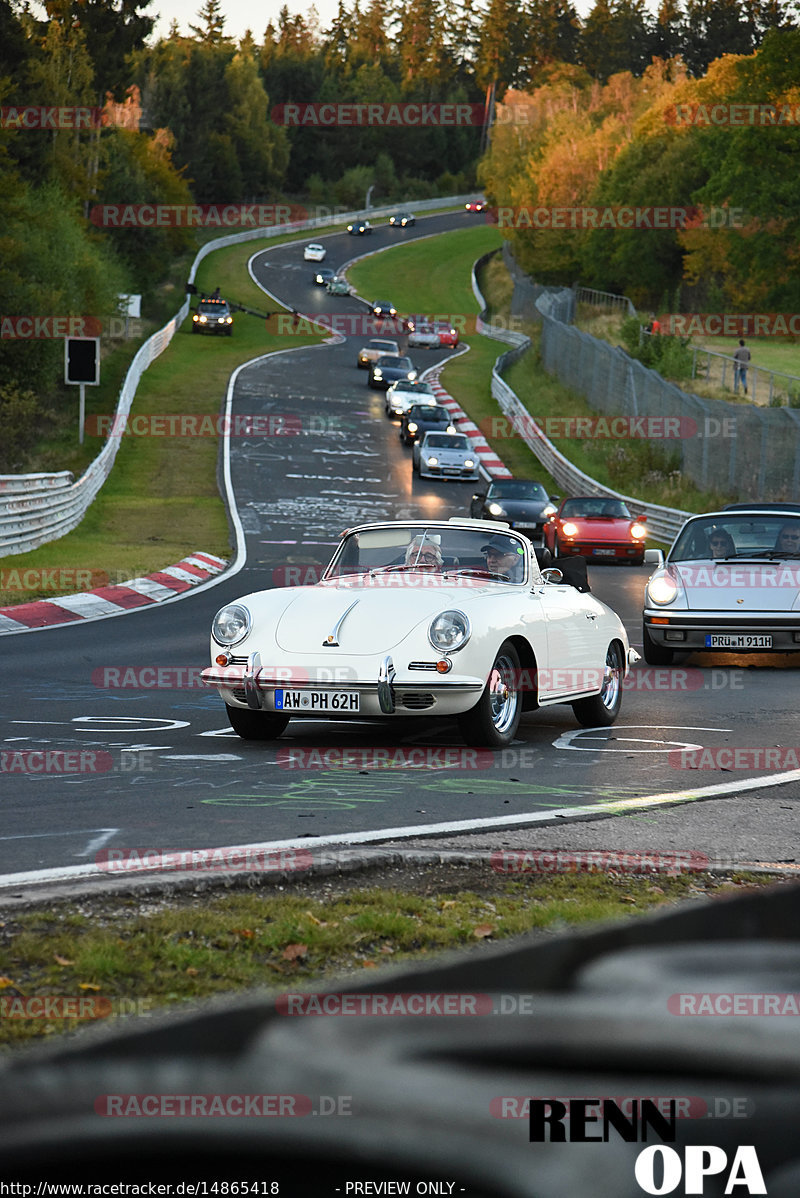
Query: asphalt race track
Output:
[[2, 212, 798, 882]]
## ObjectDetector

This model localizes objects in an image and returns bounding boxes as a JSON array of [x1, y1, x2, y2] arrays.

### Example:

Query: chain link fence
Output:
[[535, 288, 800, 502]]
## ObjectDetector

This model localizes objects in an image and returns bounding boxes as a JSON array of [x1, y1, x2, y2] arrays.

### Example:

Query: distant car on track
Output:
[[385, 379, 437, 418], [389, 212, 416, 227], [368, 355, 417, 389], [545, 496, 648, 564], [347, 220, 372, 235], [357, 339, 401, 369], [326, 276, 351, 295], [304, 243, 326, 261], [471, 479, 556, 545], [413, 432, 480, 481], [312, 267, 335, 286], [400, 403, 455, 445], [465, 200, 486, 212]]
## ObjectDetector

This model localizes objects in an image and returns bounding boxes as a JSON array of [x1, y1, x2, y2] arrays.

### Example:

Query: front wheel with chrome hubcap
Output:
[[458, 640, 522, 747], [571, 642, 623, 727]]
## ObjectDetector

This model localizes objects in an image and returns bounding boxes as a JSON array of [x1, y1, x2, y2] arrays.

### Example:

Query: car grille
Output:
[[408, 661, 439, 671], [397, 693, 436, 709], [230, 688, 247, 702]]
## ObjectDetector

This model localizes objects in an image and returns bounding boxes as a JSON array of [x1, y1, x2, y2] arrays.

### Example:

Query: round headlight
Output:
[[542, 503, 557, 517], [427, 456, 439, 465], [464, 459, 475, 468], [562, 521, 579, 537], [429, 610, 471, 652], [647, 574, 679, 605], [488, 502, 506, 516], [212, 603, 251, 646], [631, 522, 647, 540]]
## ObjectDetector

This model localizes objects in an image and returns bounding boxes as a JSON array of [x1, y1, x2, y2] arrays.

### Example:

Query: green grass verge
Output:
[[0, 232, 325, 606], [0, 868, 773, 1050]]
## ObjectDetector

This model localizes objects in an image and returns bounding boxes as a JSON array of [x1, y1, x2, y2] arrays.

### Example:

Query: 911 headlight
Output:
[[429, 610, 471, 652], [631, 522, 647, 540], [212, 603, 251, 646], [488, 502, 506, 516], [646, 574, 679, 605], [427, 456, 438, 466], [464, 459, 475, 468]]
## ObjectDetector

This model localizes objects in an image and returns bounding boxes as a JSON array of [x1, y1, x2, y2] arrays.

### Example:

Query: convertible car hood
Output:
[[675, 560, 800, 612], [273, 577, 507, 654]]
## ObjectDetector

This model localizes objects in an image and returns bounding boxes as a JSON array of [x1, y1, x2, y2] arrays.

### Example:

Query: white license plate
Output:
[[593, 548, 616, 556], [275, 689, 360, 712], [705, 634, 773, 648]]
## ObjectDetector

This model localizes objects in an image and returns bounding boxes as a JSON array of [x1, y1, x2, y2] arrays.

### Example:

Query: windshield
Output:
[[408, 406, 446, 420], [489, 481, 547, 501], [561, 498, 631, 518], [670, 515, 800, 561], [369, 340, 397, 352], [424, 434, 469, 450], [393, 382, 434, 396], [379, 356, 412, 368], [324, 525, 529, 584]]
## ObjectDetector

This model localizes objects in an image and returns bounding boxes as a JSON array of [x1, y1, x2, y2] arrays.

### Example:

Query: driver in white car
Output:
[[481, 536, 525, 582], [405, 537, 444, 569]]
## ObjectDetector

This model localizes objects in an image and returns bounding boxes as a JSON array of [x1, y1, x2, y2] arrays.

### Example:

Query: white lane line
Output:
[[2, 768, 799, 890]]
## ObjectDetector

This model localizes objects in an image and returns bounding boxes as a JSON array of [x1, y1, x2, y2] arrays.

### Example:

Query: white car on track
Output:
[[303, 243, 326, 262], [202, 519, 637, 747], [643, 505, 800, 663], [385, 379, 437, 418]]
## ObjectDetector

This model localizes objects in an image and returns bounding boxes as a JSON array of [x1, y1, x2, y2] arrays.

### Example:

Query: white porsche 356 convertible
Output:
[[202, 519, 637, 747]]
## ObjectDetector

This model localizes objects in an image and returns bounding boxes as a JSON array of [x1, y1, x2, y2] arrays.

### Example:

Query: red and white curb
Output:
[[423, 365, 512, 480], [0, 552, 228, 634]]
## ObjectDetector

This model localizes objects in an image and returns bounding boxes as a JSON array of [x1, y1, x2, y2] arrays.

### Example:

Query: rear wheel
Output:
[[458, 640, 522, 747], [642, 622, 674, 665], [225, 704, 289, 740], [571, 642, 623, 727]]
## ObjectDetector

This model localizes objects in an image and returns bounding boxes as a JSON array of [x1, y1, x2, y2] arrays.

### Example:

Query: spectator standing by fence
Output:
[[733, 339, 751, 395]]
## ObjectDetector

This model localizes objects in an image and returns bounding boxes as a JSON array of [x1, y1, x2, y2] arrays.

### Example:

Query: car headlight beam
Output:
[[647, 573, 679, 605]]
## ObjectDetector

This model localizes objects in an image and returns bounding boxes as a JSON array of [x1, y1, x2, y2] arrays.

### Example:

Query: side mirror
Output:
[[644, 548, 664, 567], [540, 567, 564, 584]]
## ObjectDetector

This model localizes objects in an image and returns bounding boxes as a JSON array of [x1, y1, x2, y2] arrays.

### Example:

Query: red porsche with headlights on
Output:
[[544, 496, 648, 564]]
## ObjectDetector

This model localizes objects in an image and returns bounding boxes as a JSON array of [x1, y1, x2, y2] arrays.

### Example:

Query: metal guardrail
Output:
[[0, 195, 481, 557], [470, 254, 690, 545]]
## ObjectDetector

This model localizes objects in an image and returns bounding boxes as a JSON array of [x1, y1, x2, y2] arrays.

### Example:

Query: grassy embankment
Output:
[[0, 232, 325, 607], [0, 868, 774, 1050]]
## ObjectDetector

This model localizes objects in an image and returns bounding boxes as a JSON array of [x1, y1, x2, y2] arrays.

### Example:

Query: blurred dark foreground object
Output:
[[2, 878, 800, 1195]]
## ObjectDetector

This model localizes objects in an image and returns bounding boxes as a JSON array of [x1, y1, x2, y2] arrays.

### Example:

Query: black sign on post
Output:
[[65, 336, 100, 385], [64, 336, 100, 444]]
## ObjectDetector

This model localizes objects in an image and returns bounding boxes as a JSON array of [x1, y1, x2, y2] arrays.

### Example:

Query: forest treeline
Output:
[[0, 0, 798, 467]]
